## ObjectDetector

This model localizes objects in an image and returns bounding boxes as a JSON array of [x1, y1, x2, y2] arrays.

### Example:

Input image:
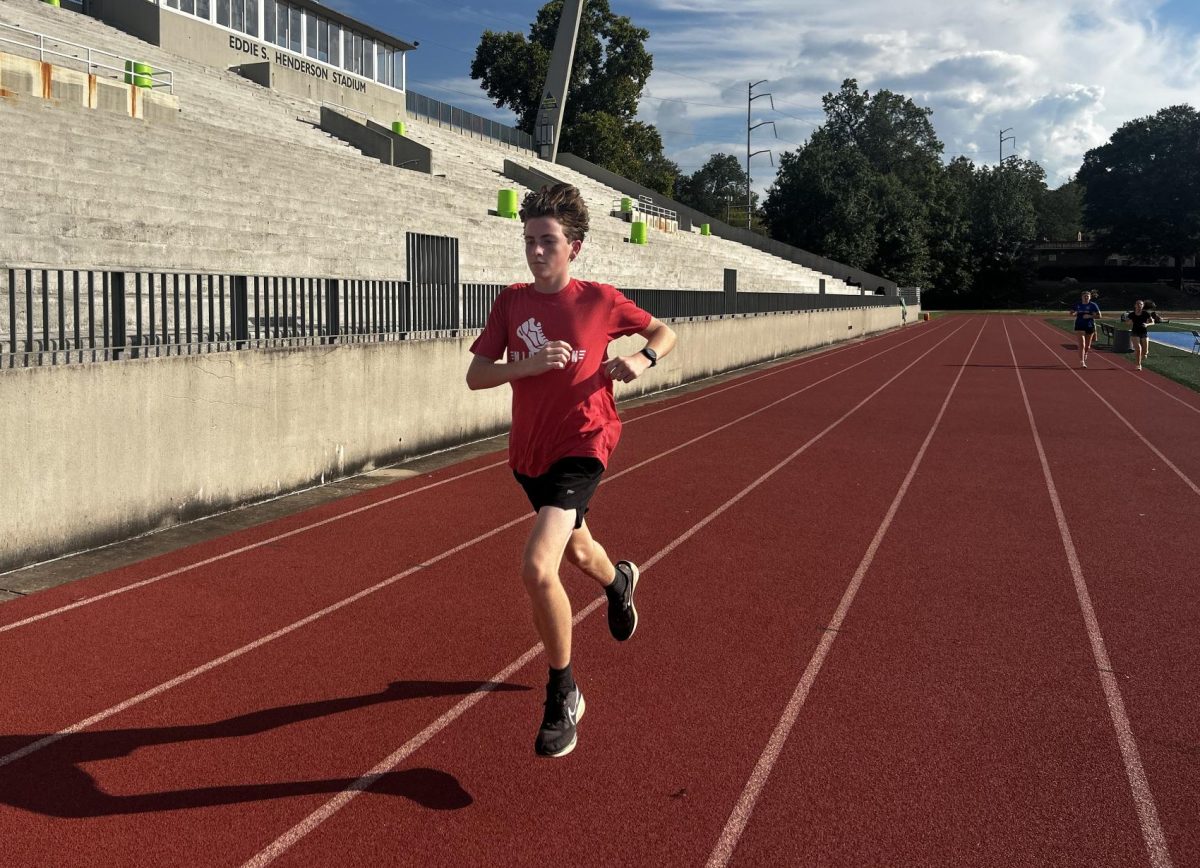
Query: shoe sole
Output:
[[538, 693, 585, 758]]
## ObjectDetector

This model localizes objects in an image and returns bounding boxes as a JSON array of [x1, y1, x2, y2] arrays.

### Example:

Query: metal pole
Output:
[[535, 0, 585, 161], [747, 80, 776, 230], [747, 82, 752, 229]]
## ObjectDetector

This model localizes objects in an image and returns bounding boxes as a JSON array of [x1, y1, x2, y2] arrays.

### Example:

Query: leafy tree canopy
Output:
[[675, 154, 756, 223], [764, 80, 942, 286], [470, 1, 676, 195], [1078, 104, 1200, 287], [1035, 179, 1083, 242]]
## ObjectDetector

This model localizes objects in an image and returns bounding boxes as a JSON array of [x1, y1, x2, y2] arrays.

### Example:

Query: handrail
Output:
[[613, 196, 678, 224], [320, 100, 370, 122], [0, 21, 173, 93]]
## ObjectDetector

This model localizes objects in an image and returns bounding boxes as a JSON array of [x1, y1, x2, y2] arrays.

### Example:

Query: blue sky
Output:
[[324, 0, 1200, 192]]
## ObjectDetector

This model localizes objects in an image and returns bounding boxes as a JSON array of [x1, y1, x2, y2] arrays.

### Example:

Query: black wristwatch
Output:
[[639, 347, 658, 367]]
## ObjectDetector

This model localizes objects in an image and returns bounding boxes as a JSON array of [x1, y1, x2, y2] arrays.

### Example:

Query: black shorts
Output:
[[513, 457, 604, 530], [1075, 323, 1095, 333]]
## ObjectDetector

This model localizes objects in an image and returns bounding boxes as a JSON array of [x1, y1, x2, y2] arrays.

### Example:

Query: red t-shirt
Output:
[[470, 279, 652, 477]]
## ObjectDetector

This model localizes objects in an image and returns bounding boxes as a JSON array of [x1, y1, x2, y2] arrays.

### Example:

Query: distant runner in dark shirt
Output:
[[1126, 299, 1154, 371]]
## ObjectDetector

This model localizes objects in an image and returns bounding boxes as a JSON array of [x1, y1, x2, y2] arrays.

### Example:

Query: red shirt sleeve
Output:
[[607, 287, 652, 339], [469, 289, 510, 360]]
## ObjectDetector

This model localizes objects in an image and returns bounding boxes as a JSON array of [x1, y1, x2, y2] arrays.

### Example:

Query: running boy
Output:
[[466, 183, 677, 758], [1072, 290, 1102, 368]]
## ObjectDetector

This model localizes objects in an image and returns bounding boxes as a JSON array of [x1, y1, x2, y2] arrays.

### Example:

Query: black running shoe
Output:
[[535, 683, 585, 758], [607, 560, 640, 641]]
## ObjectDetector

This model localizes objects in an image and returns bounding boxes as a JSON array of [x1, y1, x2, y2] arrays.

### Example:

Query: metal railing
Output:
[[406, 90, 533, 151], [2, 268, 429, 367], [2, 268, 899, 369], [0, 20, 173, 93], [614, 196, 679, 224]]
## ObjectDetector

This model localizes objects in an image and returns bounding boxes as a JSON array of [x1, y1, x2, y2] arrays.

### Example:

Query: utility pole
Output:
[[747, 80, 777, 230], [535, 0, 584, 161], [1000, 127, 1015, 164]]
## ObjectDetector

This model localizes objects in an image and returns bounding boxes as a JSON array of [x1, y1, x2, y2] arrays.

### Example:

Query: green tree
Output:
[[963, 158, 1045, 305], [763, 139, 879, 269], [566, 112, 680, 197], [969, 158, 1045, 267], [925, 157, 978, 303], [1077, 105, 1200, 288], [675, 154, 754, 222], [470, 1, 677, 195], [763, 80, 940, 287], [1036, 178, 1083, 242]]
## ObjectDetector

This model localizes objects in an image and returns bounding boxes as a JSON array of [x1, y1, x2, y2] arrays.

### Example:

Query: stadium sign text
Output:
[[228, 35, 368, 93]]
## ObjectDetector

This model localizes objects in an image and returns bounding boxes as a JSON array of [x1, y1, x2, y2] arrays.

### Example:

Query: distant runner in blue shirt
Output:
[[1071, 290, 1102, 368]]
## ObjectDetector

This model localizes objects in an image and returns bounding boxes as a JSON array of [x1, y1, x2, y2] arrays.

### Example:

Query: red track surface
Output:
[[2, 315, 1197, 867]]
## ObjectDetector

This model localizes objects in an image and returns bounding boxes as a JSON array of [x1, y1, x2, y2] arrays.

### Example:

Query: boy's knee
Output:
[[520, 555, 559, 594]]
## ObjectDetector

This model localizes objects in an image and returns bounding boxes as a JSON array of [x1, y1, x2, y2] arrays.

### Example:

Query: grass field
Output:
[[1047, 318, 1200, 393]]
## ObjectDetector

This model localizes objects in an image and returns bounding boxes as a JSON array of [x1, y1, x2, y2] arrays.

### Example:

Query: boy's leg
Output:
[[521, 506, 578, 668], [523, 506, 587, 758], [565, 521, 640, 642], [563, 521, 617, 588]]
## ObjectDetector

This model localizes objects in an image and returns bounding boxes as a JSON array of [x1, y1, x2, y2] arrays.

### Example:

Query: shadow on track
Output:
[[0, 679, 527, 817], [949, 364, 1069, 370]]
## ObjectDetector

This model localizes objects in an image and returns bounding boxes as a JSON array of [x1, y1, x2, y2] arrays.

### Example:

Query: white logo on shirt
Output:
[[509, 317, 587, 365], [516, 318, 549, 354]]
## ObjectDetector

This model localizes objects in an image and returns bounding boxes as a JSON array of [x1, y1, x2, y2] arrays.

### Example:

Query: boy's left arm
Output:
[[604, 318, 678, 383]]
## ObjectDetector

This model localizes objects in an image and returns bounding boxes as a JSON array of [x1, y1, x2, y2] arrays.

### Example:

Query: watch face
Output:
[[641, 347, 657, 365]]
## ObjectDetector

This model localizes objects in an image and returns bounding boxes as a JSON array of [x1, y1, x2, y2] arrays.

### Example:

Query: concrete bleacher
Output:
[[0, 0, 860, 296]]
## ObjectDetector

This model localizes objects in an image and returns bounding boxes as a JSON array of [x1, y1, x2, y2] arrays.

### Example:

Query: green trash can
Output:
[[497, 188, 518, 219], [700, 223, 711, 236], [391, 121, 406, 136], [620, 196, 633, 213], [124, 60, 154, 89], [43, 0, 61, 7], [1112, 329, 1132, 353], [630, 221, 648, 245]]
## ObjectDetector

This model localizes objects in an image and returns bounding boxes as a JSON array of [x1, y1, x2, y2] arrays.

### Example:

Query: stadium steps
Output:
[[1, 0, 858, 295]]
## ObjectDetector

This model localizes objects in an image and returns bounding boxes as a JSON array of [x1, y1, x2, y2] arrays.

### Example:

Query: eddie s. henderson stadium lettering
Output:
[[230, 35, 369, 92]]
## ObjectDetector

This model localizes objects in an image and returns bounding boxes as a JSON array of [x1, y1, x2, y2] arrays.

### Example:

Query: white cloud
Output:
[[637, 0, 1200, 187]]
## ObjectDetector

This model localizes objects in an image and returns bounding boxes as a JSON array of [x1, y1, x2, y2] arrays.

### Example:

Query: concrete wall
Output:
[[0, 50, 179, 120], [88, 0, 160, 45], [90, 0, 408, 123], [1, 305, 906, 572]]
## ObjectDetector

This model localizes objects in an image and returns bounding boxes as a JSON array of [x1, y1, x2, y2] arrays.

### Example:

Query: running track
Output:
[[2, 315, 1198, 867]]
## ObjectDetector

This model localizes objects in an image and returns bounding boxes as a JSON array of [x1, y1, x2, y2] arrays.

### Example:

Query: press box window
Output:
[[305, 10, 319, 59]]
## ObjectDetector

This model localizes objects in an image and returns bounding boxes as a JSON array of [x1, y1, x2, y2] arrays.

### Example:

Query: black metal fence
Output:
[[2, 267, 899, 369], [406, 90, 534, 151]]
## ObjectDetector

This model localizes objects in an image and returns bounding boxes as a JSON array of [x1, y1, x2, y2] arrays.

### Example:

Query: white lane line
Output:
[[0, 320, 948, 635], [704, 319, 986, 868], [1005, 320, 1173, 868], [1030, 318, 1200, 417], [0, 322, 968, 772], [1022, 320, 1200, 498], [622, 320, 945, 427], [241, 316, 972, 868]]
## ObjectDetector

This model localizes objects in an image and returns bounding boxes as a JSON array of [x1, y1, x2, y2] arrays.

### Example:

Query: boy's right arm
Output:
[[466, 342, 574, 390]]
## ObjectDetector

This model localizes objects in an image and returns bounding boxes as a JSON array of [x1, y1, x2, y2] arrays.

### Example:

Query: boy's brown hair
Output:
[[520, 183, 590, 243]]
